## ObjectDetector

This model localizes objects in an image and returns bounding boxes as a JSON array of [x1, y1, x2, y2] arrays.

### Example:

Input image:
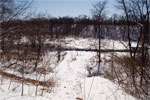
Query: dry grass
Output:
[[110, 54, 150, 99], [35, 67, 54, 74]]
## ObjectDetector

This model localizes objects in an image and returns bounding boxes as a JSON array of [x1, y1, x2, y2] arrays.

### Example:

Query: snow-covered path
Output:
[[51, 51, 88, 100]]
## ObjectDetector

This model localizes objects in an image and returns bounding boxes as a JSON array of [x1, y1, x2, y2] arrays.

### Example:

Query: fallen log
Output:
[[0, 69, 54, 87]]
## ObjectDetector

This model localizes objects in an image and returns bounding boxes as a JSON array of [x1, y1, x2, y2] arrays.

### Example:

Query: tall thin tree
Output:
[[91, 0, 107, 75]]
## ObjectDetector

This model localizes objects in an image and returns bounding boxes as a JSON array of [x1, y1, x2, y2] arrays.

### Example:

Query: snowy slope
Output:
[[48, 51, 136, 100], [0, 38, 137, 100]]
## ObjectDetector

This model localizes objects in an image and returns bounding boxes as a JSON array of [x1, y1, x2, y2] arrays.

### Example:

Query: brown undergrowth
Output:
[[109, 54, 150, 99]]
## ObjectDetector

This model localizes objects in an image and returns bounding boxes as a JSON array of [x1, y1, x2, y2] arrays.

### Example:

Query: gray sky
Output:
[[33, 0, 119, 18]]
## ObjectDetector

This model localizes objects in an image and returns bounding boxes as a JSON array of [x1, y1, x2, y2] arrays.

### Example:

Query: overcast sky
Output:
[[33, 0, 119, 18]]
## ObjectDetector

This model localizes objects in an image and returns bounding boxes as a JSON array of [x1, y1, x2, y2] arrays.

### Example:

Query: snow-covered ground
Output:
[[49, 51, 136, 100], [46, 37, 137, 50], [0, 38, 137, 100]]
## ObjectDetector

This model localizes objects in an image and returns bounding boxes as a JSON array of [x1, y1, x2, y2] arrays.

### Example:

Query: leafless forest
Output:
[[0, 0, 150, 100]]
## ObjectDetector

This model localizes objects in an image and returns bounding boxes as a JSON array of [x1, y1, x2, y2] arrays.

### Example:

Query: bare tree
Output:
[[117, 0, 150, 56], [91, 0, 107, 75], [0, 0, 33, 52], [117, 0, 150, 99]]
